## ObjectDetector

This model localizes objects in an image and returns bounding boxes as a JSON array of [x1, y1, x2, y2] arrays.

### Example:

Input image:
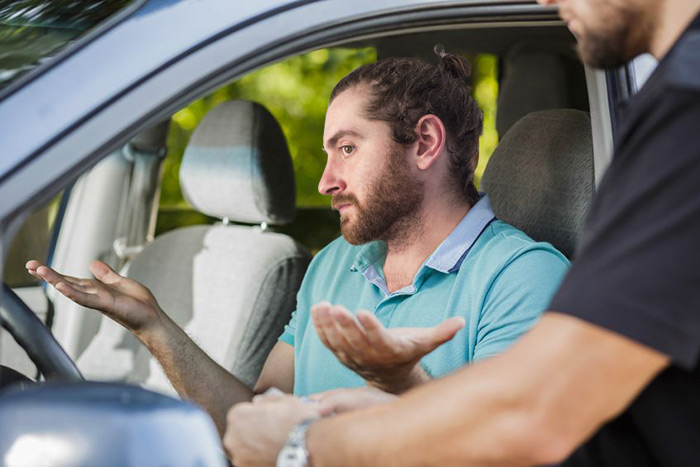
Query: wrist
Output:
[[277, 418, 318, 467], [373, 364, 432, 394], [136, 308, 175, 349]]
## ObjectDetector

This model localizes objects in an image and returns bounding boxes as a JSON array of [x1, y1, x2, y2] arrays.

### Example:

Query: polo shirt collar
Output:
[[351, 194, 496, 274], [424, 194, 496, 273]]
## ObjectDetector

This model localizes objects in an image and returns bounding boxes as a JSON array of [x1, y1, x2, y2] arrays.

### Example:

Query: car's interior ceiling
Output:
[[347, 24, 588, 133], [346, 24, 576, 59]]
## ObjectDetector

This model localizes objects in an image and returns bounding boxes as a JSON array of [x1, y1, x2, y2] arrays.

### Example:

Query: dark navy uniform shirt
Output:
[[552, 12, 700, 467]]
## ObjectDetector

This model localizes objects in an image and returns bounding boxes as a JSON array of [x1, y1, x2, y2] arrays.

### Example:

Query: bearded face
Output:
[[333, 144, 424, 246], [559, 0, 654, 69]]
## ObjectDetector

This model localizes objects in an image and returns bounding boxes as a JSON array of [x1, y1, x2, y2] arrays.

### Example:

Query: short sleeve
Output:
[[473, 248, 569, 361], [278, 309, 297, 346], [550, 89, 700, 370]]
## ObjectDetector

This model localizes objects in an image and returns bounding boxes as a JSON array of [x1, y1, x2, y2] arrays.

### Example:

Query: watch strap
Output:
[[276, 418, 316, 467]]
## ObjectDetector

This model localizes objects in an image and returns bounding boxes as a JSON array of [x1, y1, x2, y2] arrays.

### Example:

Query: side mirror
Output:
[[0, 382, 226, 466]]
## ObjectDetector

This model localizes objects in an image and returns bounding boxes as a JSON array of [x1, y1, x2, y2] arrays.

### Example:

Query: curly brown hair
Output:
[[329, 48, 483, 206]]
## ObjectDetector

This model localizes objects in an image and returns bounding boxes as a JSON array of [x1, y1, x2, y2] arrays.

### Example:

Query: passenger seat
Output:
[[78, 100, 311, 393], [482, 109, 595, 258]]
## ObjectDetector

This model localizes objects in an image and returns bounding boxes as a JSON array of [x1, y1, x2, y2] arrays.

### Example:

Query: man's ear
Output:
[[413, 114, 447, 171], [470, 152, 479, 171]]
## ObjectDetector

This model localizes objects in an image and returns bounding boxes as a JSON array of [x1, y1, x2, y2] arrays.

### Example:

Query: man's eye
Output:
[[341, 145, 355, 156]]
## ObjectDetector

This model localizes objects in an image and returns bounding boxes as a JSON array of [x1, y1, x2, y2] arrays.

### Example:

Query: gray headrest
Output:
[[481, 109, 594, 258], [180, 100, 296, 225], [496, 47, 573, 137]]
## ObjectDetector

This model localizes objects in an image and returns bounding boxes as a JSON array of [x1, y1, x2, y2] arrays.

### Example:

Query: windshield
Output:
[[0, 0, 134, 91]]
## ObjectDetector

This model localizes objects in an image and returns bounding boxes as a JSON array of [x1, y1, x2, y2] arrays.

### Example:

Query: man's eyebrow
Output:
[[323, 130, 364, 152]]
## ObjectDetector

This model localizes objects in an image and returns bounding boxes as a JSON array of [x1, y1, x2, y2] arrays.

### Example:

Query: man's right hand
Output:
[[26, 260, 163, 338]]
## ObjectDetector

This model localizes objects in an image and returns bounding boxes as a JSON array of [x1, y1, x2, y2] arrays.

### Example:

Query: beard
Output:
[[573, 3, 651, 69], [577, 24, 632, 69], [335, 145, 424, 246]]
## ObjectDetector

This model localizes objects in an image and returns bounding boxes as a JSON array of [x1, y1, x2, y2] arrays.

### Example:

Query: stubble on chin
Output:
[[575, 3, 651, 69]]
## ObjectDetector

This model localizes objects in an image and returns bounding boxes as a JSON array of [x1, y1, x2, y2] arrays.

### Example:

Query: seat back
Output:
[[496, 44, 588, 137], [481, 109, 594, 258], [78, 101, 311, 393]]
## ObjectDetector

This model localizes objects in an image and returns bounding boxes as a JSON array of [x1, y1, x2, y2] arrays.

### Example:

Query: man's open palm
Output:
[[26, 260, 161, 335], [311, 302, 464, 393]]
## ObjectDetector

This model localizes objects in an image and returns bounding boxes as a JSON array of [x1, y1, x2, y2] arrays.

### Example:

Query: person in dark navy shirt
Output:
[[223, 1, 700, 466], [550, 5, 700, 466]]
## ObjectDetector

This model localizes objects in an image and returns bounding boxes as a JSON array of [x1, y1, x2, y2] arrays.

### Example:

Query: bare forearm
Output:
[[307, 314, 669, 466], [140, 313, 254, 435], [309, 361, 547, 467]]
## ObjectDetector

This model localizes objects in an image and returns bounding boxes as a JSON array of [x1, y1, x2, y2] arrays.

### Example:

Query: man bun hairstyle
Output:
[[330, 44, 483, 206]]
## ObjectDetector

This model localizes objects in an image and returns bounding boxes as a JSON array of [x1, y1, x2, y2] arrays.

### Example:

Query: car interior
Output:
[[0, 18, 612, 395]]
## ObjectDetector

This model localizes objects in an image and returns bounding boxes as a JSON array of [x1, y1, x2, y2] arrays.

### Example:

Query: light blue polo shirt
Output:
[[280, 195, 569, 396]]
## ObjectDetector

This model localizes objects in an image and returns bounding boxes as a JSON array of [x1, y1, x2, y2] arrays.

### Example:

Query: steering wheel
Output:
[[0, 282, 83, 382]]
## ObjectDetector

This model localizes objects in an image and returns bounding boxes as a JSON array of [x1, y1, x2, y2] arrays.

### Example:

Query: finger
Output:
[[313, 304, 352, 354], [312, 301, 332, 311], [321, 306, 356, 354], [58, 280, 94, 292], [356, 310, 394, 353], [325, 322, 353, 357], [25, 260, 43, 273], [311, 304, 336, 350], [27, 269, 41, 280], [89, 260, 123, 285], [311, 388, 351, 415], [26, 260, 80, 280], [34, 267, 89, 287], [413, 317, 466, 353], [34, 265, 74, 289], [311, 302, 333, 331], [329, 307, 371, 352], [54, 281, 102, 309], [433, 316, 466, 342], [315, 393, 347, 416]]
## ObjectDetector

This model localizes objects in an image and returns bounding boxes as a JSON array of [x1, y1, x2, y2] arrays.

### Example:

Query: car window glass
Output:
[[0, 0, 134, 91], [3, 192, 63, 287]]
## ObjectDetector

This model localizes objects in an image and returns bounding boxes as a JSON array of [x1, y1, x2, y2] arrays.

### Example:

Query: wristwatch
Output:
[[277, 418, 316, 467]]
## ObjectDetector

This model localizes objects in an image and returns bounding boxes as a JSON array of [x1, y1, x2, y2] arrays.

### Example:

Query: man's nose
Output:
[[318, 156, 345, 196]]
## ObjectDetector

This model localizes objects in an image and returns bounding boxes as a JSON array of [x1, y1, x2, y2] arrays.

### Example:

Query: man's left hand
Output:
[[311, 302, 465, 393], [223, 395, 321, 466]]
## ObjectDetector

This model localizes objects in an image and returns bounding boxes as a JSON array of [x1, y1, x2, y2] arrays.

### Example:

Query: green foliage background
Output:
[[157, 47, 498, 236]]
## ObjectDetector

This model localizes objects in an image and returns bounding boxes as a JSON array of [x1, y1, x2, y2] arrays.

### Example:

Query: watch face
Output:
[[277, 446, 308, 467]]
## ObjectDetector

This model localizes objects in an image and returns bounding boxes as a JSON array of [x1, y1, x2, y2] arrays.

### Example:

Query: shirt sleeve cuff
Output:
[[278, 331, 295, 346]]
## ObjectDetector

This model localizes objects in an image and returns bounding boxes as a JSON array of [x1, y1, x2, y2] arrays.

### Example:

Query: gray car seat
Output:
[[496, 44, 588, 137], [482, 109, 595, 258], [78, 100, 311, 394]]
